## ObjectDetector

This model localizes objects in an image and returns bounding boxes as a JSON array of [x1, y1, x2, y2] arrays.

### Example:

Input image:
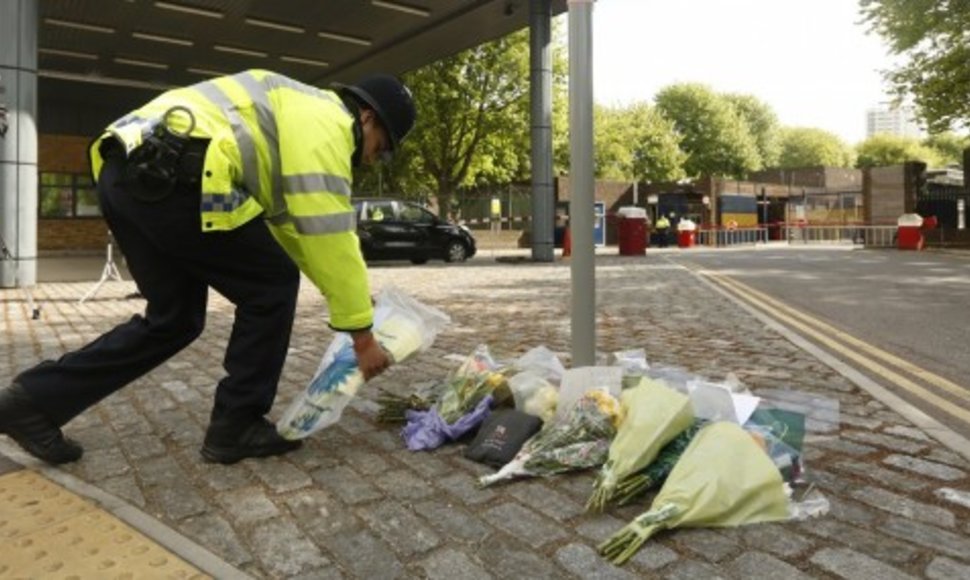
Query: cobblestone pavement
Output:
[[3, 252, 970, 579]]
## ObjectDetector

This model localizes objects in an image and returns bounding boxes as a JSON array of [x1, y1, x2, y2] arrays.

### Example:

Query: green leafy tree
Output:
[[724, 93, 782, 168], [592, 105, 630, 180], [627, 103, 687, 184], [355, 26, 569, 216], [855, 133, 944, 168], [922, 132, 970, 168], [777, 127, 855, 168], [593, 103, 685, 183], [355, 30, 531, 216], [860, 0, 970, 133], [655, 83, 761, 178]]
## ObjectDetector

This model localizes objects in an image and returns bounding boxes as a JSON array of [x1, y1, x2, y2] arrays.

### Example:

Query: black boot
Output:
[[0, 384, 83, 464], [201, 416, 301, 465]]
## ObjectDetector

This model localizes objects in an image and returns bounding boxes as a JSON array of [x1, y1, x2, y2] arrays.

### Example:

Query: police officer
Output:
[[0, 70, 416, 465], [654, 213, 671, 248]]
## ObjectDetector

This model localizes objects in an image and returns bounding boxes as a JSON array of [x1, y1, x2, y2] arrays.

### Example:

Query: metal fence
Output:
[[695, 227, 767, 247], [691, 225, 898, 248], [783, 225, 897, 247]]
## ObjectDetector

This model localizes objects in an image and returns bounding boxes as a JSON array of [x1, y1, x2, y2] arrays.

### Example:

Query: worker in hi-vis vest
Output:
[[655, 214, 671, 247], [0, 70, 416, 466]]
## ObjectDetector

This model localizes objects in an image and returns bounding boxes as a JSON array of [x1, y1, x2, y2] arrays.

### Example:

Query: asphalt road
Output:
[[668, 246, 970, 435]]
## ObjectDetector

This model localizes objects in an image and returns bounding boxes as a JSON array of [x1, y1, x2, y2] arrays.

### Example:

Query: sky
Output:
[[584, 0, 897, 145]]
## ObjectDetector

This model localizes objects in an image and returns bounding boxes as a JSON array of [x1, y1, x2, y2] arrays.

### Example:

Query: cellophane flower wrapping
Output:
[[434, 345, 513, 424], [588, 378, 695, 511], [598, 422, 790, 565], [277, 288, 450, 439], [612, 420, 705, 506], [478, 389, 622, 487]]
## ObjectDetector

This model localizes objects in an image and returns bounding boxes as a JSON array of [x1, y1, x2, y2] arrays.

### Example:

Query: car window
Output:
[[363, 201, 395, 222], [400, 204, 435, 224]]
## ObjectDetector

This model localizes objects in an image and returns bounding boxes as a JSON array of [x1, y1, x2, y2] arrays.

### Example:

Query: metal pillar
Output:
[[529, 0, 555, 262], [568, 0, 595, 366], [0, 0, 39, 290]]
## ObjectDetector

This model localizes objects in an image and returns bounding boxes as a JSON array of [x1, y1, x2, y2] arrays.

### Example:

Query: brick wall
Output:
[[39, 220, 111, 252], [39, 134, 89, 172], [38, 134, 108, 253]]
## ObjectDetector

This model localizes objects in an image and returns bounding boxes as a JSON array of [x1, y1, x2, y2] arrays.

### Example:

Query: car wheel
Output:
[[410, 257, 428, 265], [444, 241, 468, 262]]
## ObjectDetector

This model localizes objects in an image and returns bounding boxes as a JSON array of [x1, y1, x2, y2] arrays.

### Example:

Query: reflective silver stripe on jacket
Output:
[[283, 173, 352, 196], [109, 113, 161, 150], [112, 113, 154, 134], [265, 210, 355, 234], [231, 71, 286, 218], [286, 210, 357, 235], [191, 80, 260, 204], [262, 74, 348, 114], [267, 211, 357, 234]]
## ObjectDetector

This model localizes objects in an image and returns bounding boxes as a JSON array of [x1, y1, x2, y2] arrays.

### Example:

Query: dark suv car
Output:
[[352, 198, 477, 264]]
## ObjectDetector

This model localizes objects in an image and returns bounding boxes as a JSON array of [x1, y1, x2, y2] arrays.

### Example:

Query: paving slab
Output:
[[3, 253, 970, 578]]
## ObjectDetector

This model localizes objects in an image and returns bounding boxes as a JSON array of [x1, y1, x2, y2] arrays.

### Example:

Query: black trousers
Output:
[[15, 154, 300, 427]]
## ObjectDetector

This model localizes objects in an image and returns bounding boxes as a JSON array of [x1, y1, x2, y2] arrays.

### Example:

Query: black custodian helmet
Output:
[[332, 74, 416, 150]]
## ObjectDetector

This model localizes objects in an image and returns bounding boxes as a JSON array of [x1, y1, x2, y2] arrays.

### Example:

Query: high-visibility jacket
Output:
[[89, 69, 372, 331], [655, 216, 671, 230]]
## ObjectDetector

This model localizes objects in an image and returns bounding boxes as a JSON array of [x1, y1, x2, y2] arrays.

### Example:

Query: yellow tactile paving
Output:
[[0, 470, 208, 579]]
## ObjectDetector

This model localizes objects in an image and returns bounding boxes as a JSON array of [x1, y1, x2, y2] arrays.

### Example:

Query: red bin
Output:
[[677, 230, 696, 248], [676, 219, 697, 248], [616, 207, 648, 256], [897, 214, 924, 251]]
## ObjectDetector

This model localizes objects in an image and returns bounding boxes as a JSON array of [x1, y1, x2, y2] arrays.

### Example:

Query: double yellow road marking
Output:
[[687, 264, 970, 427]]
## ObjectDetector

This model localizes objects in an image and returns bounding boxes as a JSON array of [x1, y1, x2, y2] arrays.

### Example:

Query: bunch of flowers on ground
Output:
[[478, 389, 622, 487]]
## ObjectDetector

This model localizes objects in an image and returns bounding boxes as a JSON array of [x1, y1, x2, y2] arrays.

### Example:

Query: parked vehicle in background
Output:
[[352, 198, 477, 264]]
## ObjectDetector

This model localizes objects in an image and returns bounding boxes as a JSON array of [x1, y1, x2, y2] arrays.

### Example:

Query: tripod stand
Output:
[[78, 233, 124, 304], [0, 233, 41, 320]]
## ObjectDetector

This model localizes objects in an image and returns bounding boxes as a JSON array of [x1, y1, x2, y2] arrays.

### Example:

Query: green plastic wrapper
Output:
[[588, 378, 694, 511], [598, 421, 790, 565]]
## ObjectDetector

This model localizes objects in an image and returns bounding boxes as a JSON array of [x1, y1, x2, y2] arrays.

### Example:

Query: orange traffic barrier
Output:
[[562, 227, 572, 258]]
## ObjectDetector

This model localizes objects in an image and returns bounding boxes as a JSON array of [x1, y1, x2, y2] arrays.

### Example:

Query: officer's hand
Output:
[[352, 331, 391, 381]]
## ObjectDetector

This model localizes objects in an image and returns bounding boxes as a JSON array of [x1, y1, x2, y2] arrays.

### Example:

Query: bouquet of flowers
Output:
[[587, 378, 695, 511], [611, 420, 704, 506], [376, 382, 444, 423], [478, 389, 622, 487], [434, 345, 514, 423], [277, 288, 450, 439], [598, 422, 790, 565]]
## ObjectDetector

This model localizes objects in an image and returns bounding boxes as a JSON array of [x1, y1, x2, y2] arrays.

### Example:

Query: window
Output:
[[362, 201, 394, 222], [38, 172, 101, 218], [400, 203, 435, 224]]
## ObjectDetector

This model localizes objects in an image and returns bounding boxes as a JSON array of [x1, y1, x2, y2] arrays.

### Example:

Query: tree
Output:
[[724, 93, 782, 168], [355, 26, 570, 216], [777, 127, 855, 168], [627, 103, 687, 184], [655, 83, 761, 178], [593, 103, 686, 183], [922, 132, 970, 168], [855, 133, 944, 168], [593, 105, 634, 180], [355, 29, 533, 216], [859, 0, 970, 133]]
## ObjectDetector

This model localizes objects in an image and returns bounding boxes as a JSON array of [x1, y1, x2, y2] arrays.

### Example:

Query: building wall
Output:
[[864, 165, 907, 225], [39, 134, 89, 172], [747, 167, 862, 191], [866, 106, 926, 139], [38, 134, 109, 252]]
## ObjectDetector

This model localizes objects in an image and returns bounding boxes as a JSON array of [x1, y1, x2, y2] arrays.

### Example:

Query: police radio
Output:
[[127, 106, 196, 202]]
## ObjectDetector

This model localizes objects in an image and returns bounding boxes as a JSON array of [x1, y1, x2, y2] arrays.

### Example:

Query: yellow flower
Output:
[[582, 389, 624, 427], [486, 373, 506, 388]]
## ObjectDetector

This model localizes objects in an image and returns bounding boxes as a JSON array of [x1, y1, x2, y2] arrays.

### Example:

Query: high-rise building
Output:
[[866, 105, 927, 139]]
